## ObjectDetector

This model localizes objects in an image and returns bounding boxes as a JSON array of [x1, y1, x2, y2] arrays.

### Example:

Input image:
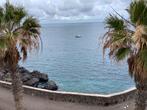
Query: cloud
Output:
[[0, 0, 131, 22]]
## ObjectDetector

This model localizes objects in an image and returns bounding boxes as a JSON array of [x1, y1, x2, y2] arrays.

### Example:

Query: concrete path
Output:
[[0, 87, 141, 110]]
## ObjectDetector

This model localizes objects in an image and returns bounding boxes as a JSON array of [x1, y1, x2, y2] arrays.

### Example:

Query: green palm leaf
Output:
[[128, 0, 147, 25], [22, 17, 40, 36], [13, 7, 27, 24], [106, 14, 126, 31], [115, 48, 131, 61]]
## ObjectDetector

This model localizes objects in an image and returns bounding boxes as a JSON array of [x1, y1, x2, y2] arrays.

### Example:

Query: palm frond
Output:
[[4, 1, 27, 31], [103, 29, 132, 60], [4, 2, 15, 23], [112, 30, 126, 42], [13, 7, 27, 25], [22, 17, 40, 37], [128, 0, 147, 25], [115, 47, 131, 61], [111, 7, 135, 27], [103, 0, 147, 82], [21, 46, 27, 61], [106, 14, 126, 31], [0, 2, 41, 65]]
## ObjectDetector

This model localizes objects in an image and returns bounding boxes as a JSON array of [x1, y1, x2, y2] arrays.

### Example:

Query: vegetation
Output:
[[0, 1, 41, 110], [103, 0, 147, 110]]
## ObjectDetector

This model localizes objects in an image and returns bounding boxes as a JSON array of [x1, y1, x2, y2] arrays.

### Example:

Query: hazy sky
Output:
[[0, 0, 131, 23]]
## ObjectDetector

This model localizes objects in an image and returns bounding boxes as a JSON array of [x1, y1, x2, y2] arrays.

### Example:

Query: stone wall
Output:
[[0, 80, 136, 106]]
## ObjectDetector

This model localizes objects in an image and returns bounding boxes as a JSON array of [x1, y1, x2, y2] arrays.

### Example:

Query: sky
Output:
[[0, 0, 131, 23]]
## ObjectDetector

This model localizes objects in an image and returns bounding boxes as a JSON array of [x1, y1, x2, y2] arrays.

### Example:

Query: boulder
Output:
[[24, 78, 39, 86], [18, 67, 32, 82], [0, 66, 58, 91], [31, 71, 48, 82], [37, 80, 58, 90], [21, 73, 32, 82], [0, 72, 5, 80], [18, 67, 30, 74], [43, 80, 58, 91]]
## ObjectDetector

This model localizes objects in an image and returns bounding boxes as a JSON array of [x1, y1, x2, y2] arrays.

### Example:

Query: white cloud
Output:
[[0, 0, 131, 22]]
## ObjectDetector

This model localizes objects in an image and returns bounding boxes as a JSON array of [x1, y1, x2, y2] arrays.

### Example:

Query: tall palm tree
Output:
[[103, 0, 147, 110], [0, 1, 41, 110]]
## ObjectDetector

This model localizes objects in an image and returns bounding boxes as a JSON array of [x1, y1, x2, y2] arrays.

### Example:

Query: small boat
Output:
[[75, 35, 82, 38]]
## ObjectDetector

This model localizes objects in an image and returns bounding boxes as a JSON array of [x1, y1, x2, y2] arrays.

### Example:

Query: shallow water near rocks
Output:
[[21, 22, 134, 94]]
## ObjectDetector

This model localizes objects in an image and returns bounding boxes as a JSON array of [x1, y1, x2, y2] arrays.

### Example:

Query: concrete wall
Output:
[[0, 80, 136, 106]]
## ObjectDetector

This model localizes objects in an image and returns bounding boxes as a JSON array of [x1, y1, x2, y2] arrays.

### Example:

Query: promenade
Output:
[[0, 87, 137, 110]]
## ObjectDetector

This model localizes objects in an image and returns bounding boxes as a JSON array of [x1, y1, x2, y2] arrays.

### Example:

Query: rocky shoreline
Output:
[[0, 67, 58, 91]]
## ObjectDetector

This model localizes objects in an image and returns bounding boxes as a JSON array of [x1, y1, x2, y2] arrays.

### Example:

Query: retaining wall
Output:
[[0, 80, 136, 106]]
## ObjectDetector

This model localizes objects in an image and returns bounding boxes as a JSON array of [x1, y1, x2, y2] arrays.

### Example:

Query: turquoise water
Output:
[[22, 22, 134, 94]]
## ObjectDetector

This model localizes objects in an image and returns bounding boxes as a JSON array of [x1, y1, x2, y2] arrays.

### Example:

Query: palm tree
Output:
[[0, 1, 41, 110], [103, 0, 147, 110]]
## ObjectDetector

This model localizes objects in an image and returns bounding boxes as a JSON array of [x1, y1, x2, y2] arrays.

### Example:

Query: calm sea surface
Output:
[[22, 22, 134, 94]]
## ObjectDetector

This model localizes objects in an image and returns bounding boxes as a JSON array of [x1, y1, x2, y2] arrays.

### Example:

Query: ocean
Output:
[[21, 22, 134, 94]]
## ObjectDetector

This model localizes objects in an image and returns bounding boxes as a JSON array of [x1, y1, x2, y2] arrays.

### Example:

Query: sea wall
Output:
[[0, 80, 136, 106]]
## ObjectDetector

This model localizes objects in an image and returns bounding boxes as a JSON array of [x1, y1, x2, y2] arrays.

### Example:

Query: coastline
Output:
[[0, 67, 58, 91], [0, 86, 137, 110], [0, 80, 136, 106]]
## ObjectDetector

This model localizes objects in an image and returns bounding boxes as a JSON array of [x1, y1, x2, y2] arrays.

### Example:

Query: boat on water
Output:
[[75, 35, 82, 38]]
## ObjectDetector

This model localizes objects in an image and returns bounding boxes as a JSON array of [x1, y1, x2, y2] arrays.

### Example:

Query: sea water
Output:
[[22, 22, 134, 94]]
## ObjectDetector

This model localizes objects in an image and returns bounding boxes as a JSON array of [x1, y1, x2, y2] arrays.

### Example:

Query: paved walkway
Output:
[[0, 87, 140, 110]]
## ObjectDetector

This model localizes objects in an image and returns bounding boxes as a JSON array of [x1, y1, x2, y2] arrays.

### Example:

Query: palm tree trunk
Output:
[[135, 81, 147, 110], [5, 46, 24, 110], [10, 68, 24, 110]]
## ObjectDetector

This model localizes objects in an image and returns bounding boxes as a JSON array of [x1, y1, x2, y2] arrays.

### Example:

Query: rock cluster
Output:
[[0, 67, 58, 91]]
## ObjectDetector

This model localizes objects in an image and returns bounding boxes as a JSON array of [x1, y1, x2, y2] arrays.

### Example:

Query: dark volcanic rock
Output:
[[21, 73, 32, 82], [37, 80, 58, 91], [18, 67, 30, 74], [19, 67, 32, 82], [31, 71, 48, 82], [24, 78, 39, 86], [44, 80, 58, 91], [0, 66, 58, 91]]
